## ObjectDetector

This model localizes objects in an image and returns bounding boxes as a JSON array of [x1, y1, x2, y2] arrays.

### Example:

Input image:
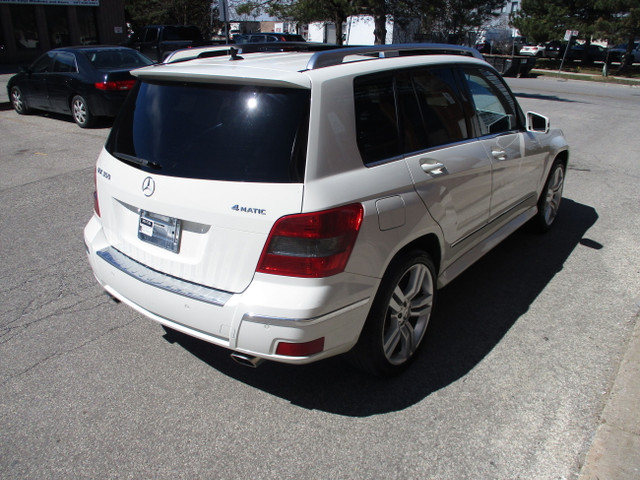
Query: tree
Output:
[[124, 0, 216, 38], [412, 0, 506, 45], [594, 0, 640, 65], [513, 0, 639, 66], [266, 0, 359, 45]]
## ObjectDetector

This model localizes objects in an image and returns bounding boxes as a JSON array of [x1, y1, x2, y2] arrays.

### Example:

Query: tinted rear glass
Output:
[[107, 81, 310, 183], [83, 48, 153, 69]]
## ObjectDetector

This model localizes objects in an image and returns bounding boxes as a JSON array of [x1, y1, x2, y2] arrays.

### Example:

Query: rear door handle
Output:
[[492, 150, 507, 161], [420, 159, 447, 176]]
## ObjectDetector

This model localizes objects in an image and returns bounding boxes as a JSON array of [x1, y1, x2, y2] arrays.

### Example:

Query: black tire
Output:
[[10, 86, 30, 114], [532, 160, 565, 232], [71, 95, 95, 128], [350, 250, 436, 376]]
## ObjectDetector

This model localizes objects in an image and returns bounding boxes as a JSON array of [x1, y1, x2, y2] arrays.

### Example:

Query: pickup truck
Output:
[[124, 25, 210, 62]]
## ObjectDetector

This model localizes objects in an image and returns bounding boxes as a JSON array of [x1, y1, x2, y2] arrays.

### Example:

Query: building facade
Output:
[[0, 0, 126, 66]]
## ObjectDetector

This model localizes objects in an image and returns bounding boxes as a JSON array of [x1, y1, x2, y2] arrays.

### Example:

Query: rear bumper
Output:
[[84, 215, 375, 364], [87, 91, 128, 117]]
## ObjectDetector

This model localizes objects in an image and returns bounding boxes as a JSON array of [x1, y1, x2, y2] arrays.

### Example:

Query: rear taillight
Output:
[[93, 168, 100, 217], [257, 204, 364, 278], [94, 80, 135, 91]]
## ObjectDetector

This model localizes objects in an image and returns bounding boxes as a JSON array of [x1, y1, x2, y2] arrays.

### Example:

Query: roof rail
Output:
[[165, 42, 341, 64], [305, 43, 483, 70]]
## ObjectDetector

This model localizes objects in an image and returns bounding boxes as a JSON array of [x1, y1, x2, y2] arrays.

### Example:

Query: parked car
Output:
[[608, 42, 640, 64], [566, 44, 607, 63], [543, 40, 565, 58], [519, 44, 545, 57], [234, 32, 306, 43], [84, 44, 568, 376], [7, 46, 153, 127], [123, 25, 213, 62], [474, 40, 493, 54]]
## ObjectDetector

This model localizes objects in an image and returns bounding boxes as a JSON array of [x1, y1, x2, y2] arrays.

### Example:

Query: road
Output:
[[1, 77, 638, 479]]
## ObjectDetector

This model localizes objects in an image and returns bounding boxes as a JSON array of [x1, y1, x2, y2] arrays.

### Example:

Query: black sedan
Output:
[[7, 46, 152, 128]]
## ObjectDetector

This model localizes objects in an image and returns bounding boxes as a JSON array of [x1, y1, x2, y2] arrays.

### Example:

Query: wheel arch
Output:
[[388, 232, 443, 278]]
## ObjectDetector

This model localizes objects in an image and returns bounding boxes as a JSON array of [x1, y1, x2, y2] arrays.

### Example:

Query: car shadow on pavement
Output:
[[165, 197, 598, 417], [513, 92, 586, 104]]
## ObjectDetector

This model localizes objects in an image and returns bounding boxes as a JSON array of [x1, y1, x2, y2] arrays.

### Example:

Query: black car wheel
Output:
[[10, 86, 30, 115], [533, 160, 565, 232], [350, 250, 436, 376], [71, 95, 95, 128]]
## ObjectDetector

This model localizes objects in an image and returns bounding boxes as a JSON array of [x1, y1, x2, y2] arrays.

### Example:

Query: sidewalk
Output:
[[578, 314, 640, 479], [0, 72, 12, 105], [531, 68, 640, 85]]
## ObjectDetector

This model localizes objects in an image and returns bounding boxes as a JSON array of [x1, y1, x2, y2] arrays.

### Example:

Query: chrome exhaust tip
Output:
[[230, 352, 265, 368]]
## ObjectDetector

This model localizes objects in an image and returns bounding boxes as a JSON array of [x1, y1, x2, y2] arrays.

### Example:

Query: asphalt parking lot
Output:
[[1, 72, 639, 479]]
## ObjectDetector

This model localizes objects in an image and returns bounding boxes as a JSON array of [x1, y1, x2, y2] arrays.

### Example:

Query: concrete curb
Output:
[[578, 310, 640, 479]]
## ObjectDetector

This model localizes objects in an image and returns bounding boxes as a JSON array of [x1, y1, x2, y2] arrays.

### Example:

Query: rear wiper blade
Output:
[[112, 152, 162, 170]]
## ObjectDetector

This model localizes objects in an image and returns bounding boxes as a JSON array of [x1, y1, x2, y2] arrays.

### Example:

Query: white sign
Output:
[[218, 0, 229, 22], [564, 30, 579, 41]]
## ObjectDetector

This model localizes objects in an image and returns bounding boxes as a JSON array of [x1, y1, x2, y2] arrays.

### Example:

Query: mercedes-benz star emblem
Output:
[[142, 176, 155, 197]]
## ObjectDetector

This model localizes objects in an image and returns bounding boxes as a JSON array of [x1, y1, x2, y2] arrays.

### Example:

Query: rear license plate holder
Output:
[[138, 210, 182, 253]]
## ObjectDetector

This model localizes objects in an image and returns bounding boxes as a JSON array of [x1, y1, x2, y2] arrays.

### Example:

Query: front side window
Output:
[[30, 52, 54, 73], [463, 69, 520, 135], [107, 81, 310, 183], [143, 28, 159, 43]]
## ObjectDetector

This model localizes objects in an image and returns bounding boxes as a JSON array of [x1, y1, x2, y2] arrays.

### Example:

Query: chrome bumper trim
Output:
[[242, 298, 370, 327], [96, 246, 232, 306]]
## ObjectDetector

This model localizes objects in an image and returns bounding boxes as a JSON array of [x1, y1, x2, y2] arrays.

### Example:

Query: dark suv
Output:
[[234, 33, 306, 43]]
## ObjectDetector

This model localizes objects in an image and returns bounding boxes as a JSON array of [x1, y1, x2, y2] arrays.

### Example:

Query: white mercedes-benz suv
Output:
[[84, 43, 568, 376]]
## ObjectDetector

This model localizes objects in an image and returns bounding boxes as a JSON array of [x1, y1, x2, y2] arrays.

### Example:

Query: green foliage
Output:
[[124, 0, 216, 37], [512, 0, 640, 45], [412, 0, 506, 44]]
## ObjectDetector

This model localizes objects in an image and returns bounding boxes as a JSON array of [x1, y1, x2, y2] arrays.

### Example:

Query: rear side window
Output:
[[397, 68, 470, 152], [354, 66, 472, 165], [53, 52, 77, 73], [354, 74, 400, 164], [107, 81, 310, 183]]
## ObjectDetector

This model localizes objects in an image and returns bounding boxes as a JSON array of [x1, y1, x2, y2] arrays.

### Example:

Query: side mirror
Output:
[[526, 111, 550, 133]]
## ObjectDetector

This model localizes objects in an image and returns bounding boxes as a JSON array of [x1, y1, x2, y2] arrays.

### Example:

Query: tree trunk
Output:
[[335, 16, 345, 45], [372, 1, 386, 45]]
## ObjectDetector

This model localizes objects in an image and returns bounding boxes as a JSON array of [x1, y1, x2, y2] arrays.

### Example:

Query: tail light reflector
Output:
[[276, 338, 325, 356], [257, 204, 363, 278]]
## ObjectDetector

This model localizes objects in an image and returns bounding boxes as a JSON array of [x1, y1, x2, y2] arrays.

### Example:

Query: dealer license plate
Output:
[[138, 210, 182, 253]]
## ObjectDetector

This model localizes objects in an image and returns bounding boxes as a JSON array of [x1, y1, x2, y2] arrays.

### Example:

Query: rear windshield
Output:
[[106, 81, 310, 183], [83, 48, 153, 69]]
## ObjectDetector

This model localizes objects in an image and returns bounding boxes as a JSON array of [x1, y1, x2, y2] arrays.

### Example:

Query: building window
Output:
[[45, 6, 71, 48], [77, 7, 98, 45], [0, 14, 5, 52], [11, 5, 39, 49]]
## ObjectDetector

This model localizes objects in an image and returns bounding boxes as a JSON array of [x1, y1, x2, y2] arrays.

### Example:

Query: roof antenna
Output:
[[229, 47, 244, 61]]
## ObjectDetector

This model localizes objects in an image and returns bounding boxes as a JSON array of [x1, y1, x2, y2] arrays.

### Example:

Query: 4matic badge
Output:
[[232, 204, 266, 215]]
